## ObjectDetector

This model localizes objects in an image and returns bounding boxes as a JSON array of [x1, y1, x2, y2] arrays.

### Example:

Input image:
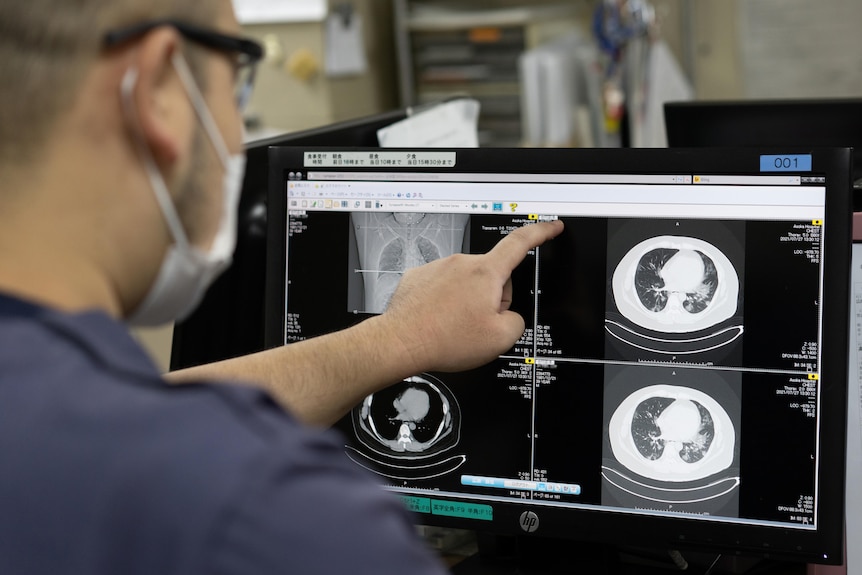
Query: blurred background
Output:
[[236, 0, 862, 146]]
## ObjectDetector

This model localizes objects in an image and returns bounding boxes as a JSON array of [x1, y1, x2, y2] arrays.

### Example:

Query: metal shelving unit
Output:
[[394, 1, 587, 146]]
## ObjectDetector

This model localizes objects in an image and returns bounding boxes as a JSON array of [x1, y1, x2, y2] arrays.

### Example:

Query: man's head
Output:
[[0, 0, 262, 323], [0, 0, 221, 166]]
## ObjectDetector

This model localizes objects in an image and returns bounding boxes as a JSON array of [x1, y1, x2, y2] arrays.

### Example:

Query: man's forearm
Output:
[[166, 314, 417, 427]]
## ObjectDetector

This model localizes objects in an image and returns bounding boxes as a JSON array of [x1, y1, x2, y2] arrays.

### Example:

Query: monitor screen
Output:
[[264, 147, 851, 566]]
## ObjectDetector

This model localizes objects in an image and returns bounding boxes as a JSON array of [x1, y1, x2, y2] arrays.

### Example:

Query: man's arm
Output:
[[166, 220, 564, 426]]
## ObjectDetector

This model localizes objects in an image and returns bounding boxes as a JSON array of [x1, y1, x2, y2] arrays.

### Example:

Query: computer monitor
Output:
[[169, 109, 409, 370], [264, 146, 851, 570], [664, 99, 862, 208]]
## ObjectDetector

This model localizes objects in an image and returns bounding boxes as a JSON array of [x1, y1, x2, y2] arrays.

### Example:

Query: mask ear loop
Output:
[[120, 66, 190, 251], [171, 52, 231, 168], [169, 52, 245, 259]]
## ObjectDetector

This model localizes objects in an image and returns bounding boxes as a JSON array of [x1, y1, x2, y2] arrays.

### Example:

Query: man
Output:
[[0, 0, 563, 573]]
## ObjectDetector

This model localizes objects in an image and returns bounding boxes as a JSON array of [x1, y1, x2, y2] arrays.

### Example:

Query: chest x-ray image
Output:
[[602, 367, 741, 516], [350, 212, 469, 314], [613, 236, 739, 333], [345, 374, 466, 481]]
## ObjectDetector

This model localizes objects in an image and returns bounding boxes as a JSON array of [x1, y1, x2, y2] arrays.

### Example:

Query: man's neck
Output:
[[0, 151, 127, 318]]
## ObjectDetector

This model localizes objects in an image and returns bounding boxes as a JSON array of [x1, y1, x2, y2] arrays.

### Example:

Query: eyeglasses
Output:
[[103, 20, 264, 112]]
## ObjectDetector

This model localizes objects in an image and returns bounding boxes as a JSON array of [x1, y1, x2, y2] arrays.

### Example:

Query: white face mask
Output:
[[122, 54, 246, 326]]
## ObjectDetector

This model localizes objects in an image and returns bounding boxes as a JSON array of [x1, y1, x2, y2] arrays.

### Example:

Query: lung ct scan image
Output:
[[348, 213, 469, 313], [601, 365, 741, 517], [605, 219, 745, 365], [345, 374, 467, 482]]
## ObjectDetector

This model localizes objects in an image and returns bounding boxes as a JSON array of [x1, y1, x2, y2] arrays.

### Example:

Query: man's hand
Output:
[[381, 220, 564, 375]]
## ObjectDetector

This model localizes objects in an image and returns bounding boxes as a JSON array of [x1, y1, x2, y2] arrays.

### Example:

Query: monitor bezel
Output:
[[664, 98, 862, 189]]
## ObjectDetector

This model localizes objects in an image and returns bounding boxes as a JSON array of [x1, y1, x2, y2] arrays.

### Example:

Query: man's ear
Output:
[[121, 28, 191, 166]]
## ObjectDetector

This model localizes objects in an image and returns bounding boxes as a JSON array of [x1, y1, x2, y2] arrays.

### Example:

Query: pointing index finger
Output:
[[486, 220, 564, 272]]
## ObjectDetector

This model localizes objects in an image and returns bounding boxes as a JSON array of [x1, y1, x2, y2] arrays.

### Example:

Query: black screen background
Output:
[[284, 209, 825, 524]]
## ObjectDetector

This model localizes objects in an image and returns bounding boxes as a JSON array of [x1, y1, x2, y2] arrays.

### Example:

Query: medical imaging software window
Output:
[[283, 182, 827, 530]]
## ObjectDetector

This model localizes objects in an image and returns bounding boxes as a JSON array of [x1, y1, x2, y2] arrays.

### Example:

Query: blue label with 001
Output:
[[760, 154, 812, 172]]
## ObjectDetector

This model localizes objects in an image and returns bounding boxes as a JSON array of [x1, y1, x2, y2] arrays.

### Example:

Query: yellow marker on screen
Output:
[[812, 220, 823, 226], [529, 214, 539, 221], [525, 358, 535, 364], [808, 373, 819, 380]]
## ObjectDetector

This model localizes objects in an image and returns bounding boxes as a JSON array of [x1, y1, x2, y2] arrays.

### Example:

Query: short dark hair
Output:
[[0, 0, 220, 166]]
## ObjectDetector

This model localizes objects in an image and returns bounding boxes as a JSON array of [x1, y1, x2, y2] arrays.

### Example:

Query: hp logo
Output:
[[519, 511, 540, 533]]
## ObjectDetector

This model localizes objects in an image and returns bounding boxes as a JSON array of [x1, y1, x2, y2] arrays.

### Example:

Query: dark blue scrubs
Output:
[[0, 293, 446, 575]]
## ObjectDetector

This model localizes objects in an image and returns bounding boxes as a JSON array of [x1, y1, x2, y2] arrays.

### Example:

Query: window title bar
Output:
[[306, 172, 800, 186]]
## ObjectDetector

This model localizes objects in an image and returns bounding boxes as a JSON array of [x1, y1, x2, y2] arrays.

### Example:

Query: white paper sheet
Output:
[[233, 0, 326, 24], [324, 11, 368, 77], [377, 99, 481, 148]]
